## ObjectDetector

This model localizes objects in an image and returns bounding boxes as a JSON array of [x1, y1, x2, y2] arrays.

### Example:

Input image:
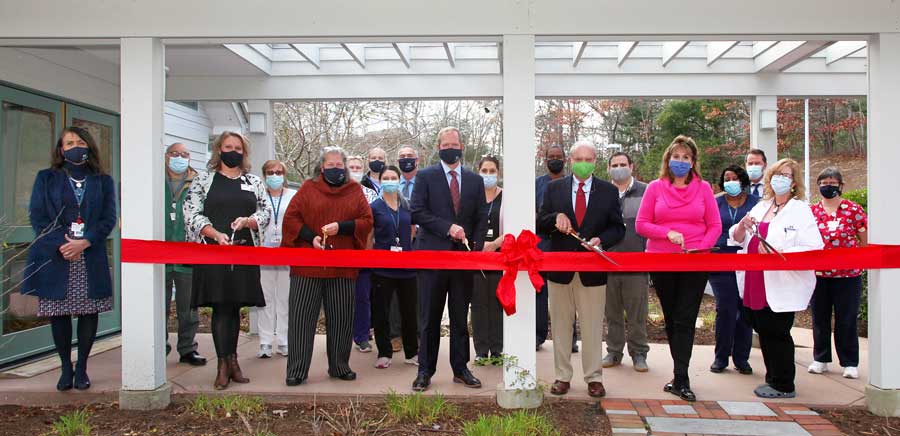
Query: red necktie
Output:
[[449, 170, 460, 214], [575, 181, 586, 227]]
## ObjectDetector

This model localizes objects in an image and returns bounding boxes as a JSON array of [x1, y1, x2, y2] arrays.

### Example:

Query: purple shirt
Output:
[[743, 221, 769, 310]]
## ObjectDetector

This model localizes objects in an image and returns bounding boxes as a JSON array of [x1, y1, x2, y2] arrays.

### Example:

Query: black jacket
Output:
[[410, 163, 487, 251], [537, 175, 625, 286]]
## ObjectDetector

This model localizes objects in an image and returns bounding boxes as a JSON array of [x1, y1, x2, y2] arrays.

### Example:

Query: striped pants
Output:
[[287, 276, 355, 381]]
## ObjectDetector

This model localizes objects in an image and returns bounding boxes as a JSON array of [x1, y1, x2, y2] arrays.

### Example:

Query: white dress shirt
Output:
[[571, 176, 593, 207], [441, 160, 462, 192]]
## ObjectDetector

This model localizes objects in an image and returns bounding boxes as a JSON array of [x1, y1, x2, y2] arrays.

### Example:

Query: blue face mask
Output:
[[481, 174, 498, 188], [746, 164, 764, 181], [770, 175, 793, 195], [668, 159, 692, 178], [723, 180, 742, 197], [381, 180, 400, 194], [63, 147, 89, 164], [168, 156, 189, 174], [265, 175, 284, 190]]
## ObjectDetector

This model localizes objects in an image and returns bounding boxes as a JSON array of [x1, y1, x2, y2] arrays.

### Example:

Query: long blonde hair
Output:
[[762, 158, 805, 200], [207, 131, 252, 173]]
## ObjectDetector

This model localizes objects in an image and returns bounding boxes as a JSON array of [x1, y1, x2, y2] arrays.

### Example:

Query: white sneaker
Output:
[[257, 344, 273, 358], [276, 345, 288, 356], [374, 357, 392, 369], [404, 355, 419, 366], [842, 366, 859, 379], [808, 361, 828, 374]]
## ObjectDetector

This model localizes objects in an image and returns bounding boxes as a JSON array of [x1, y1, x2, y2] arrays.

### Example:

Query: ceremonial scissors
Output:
[[748, 221, 786, 261], [462, 238, 487, 279], [567, 230, 619, 266], [682, 247, 720, 254]]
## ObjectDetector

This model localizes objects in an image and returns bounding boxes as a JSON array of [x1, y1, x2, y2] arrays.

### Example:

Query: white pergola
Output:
[[1, 0, 898, 415]]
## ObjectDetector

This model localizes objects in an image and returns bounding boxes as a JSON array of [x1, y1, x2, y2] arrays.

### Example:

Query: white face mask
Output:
[[350, 171, 364, 183], [770, 175, 793, 195]]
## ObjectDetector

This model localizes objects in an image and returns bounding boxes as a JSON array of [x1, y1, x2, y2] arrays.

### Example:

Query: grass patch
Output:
[[701, 310, 717, 329], [383, 390, 458, 425], [51, 409, 93, 436], [462, 410, 560, 436], [189, 394, 265, 419]]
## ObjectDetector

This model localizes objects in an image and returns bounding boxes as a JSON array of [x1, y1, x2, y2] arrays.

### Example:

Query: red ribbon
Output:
[[496, 230, 546, 316]]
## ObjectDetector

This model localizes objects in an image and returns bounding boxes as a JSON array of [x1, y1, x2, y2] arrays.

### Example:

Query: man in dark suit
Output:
[[537, 141, 625, 398], [410, 126, 487, 392]]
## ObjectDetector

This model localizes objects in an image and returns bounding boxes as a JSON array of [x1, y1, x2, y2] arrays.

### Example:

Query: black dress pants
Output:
[[371, 273, 418, 360], [417, 269, 472, 377], [650, 271, 708, 387], [811, 276, 862, 367], [743, 306, 796, 393]]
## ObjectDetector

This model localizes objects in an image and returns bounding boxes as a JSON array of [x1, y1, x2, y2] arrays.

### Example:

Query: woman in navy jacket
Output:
[[24, 127, 117, 391]]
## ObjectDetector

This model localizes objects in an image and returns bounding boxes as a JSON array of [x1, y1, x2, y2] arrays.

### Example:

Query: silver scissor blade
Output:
[[568, 231, 619, 266]]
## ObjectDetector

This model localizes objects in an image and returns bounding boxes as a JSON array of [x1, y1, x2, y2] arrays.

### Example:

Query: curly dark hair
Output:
[[51, 126, 106, 174], [718, 164, 750, 191]]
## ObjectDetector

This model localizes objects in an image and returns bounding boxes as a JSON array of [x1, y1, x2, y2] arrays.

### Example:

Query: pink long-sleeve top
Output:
[[635, 177, 722, 253]]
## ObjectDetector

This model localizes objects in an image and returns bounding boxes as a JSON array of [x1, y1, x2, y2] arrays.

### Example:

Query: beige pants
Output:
[[548, 273, 606, 383]]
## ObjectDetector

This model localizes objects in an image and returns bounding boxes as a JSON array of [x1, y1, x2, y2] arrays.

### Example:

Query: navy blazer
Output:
[[410, 163, 487, 251], [23, 168, 117, 300], [537, 175, 625, 287]]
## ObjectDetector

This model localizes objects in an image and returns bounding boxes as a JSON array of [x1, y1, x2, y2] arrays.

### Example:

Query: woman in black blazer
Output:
[[24, 127, 118, 391]]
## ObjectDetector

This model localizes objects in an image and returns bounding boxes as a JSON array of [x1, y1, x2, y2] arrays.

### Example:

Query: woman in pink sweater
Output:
[[636, 135, 722, 402]]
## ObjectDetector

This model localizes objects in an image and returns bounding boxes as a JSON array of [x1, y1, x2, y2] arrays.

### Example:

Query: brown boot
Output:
[[228, 354, 249, 383], [214, 358, 229, 390]]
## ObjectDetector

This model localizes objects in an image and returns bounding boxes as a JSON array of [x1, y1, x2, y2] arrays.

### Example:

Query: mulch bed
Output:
[[0, 396, 610, 436], [816, 407, 900, 436]]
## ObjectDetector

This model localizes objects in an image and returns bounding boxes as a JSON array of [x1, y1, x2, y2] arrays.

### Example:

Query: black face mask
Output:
[[819, 185, 842, 199], [439, 148, 462, 165], [547, 159, 565, 174], [398, 158, 417, 173], [62, 147, 89, 164], [322, 167, 347, 186], [220, 150, 244, 168], [368, 160, 385, 174]]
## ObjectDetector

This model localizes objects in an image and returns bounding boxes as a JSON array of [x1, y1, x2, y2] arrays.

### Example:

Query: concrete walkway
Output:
[[0, 330, 868, 409]]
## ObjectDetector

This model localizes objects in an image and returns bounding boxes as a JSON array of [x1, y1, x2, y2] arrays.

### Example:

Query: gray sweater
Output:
[[609, 179, 648, 253]]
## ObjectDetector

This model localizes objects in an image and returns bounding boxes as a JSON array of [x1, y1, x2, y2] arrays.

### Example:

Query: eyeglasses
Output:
[[167, 151, 190, 158], [776, 172, 793, 178], [265, 170, 285, 176]]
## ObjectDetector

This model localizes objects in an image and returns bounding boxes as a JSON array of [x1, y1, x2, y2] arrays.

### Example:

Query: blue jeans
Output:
[[709, 272, 752, 367], [353, 270, 372, 344]]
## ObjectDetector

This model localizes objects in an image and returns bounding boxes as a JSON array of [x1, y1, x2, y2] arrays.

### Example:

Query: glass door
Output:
[[66, 104, 121, 336], [0, 85, 63, 365]]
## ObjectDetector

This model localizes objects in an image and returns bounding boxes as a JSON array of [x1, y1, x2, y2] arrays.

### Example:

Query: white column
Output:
[[865, 32, 900, 417], [119, 38, 169, 407], [750, 95, 778, 161], [244, 99, 273, 336], [498, 34, 538, 405]]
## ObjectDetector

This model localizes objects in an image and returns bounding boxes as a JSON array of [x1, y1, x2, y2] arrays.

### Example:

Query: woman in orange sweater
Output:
[[280, 146, 374, 386]]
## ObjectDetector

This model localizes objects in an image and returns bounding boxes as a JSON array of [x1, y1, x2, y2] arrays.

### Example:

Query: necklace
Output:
[[772, 198, 789, 216]]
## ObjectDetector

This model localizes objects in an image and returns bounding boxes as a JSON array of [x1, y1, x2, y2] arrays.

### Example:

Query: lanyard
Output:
[[727, 205, 738, 227], [267, 191, 283, 226], [486, 199, 496, 229], [388, 205, 401, 245], [67, 176, 87, 214]]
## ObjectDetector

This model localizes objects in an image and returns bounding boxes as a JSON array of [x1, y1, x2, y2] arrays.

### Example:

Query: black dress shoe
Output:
[[664, 381, 696, 402], [412, 374, 431, 392], [179, 351, 208, 366], [331, 371, 357, 381], [453, 369, 482, 388], [74, 369, 91, 391], [710, 360, 727, 373], [735, 364, 753, 375], [56, 365, 74, 391], [285, 377, 306, 386]]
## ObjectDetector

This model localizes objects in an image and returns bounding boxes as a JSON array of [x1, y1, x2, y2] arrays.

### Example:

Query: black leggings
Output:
[[210, 304, 242, 358], [50, 314, 99, 374]]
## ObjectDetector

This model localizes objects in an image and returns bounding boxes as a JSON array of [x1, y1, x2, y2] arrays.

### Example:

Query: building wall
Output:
[[164, 102, 213, 169]]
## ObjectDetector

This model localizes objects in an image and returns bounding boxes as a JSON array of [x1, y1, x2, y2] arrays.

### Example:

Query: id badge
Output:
[[390, 246, 403, 252], [486, 229, 494, 238], [170, 212, 177, 222], [827, 220, 839, 232], [240, 184, 254, 192], [270, 229, 282, 244], [70, 222, 85, 238]]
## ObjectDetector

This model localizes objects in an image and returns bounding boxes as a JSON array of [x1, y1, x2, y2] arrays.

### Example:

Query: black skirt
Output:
[[190, 172, 265, 308]]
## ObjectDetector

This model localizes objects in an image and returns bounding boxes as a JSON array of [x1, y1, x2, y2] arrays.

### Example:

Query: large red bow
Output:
[[496, 230, 546, 316]]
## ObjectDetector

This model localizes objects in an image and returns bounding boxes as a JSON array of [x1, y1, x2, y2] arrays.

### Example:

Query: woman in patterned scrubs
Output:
[[807, 167, 868, 380]]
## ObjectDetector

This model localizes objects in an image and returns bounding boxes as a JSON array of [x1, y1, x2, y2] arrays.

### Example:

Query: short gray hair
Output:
[[398, 145, 419, 158], [436, 126, 462, 145], [569, 140, 597, 159], [314, 146, 349, 178]]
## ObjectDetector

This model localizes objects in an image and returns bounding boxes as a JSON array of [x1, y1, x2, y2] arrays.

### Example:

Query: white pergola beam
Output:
[[248, 43, 273, 60], [617, 41, 638, 66], [755, 40, 834, 72], [707, 41, 739, 65], [290, 44, 320, 69], [752, 41, 779, 57], [392, 42, 411, 68], [572, 41, 588, 67], [340, 43, 366, 68], [223, 43, 272, 75], [443, 42, 456, 67], [662, 41, 689, 67], [824, 41, 866, 65]]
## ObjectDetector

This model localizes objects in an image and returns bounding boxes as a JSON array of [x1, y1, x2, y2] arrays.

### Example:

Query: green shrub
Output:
[[462, 410, 559, 436], [51, 409, 93, 436], [383, 390, 457, 425], [842, 188, 869, 323], [842, 188, 867, 211]]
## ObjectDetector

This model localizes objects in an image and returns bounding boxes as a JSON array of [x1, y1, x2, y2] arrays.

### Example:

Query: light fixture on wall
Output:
[[759, 109, 777, 130]]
